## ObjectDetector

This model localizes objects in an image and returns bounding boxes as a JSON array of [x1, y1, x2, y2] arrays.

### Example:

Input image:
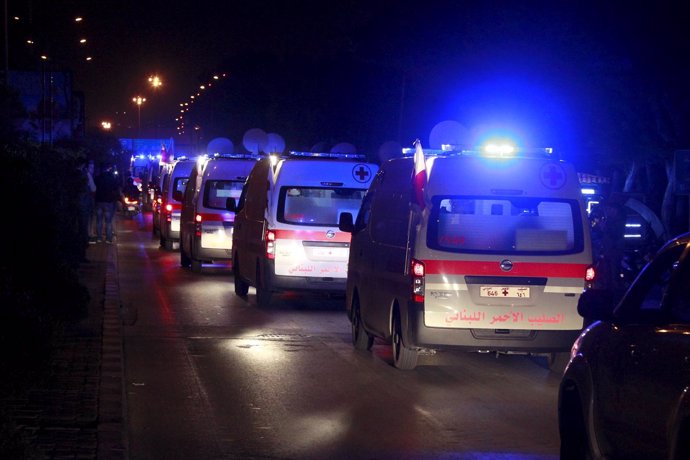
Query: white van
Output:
[[159, 158, 196, 250], [179, 154, 258, 272], [339, 143, 593, 369], [230, 152, 378, 307]]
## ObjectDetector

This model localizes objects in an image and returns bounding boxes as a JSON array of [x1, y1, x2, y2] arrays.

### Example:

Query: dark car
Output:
[[558, 232, 690, 460]]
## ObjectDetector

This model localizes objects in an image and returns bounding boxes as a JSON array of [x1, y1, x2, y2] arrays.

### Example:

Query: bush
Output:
[[0, 140, 89, 390]]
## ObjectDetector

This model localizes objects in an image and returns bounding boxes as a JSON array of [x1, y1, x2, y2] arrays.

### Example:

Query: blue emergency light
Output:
[[288, 151, 366, 160]]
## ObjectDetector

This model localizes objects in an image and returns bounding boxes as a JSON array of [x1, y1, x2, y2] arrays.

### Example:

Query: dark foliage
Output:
[[0, 140, 90, 392]]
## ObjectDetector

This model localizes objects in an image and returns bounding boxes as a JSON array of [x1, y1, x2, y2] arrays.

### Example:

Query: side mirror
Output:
[[577, 289, 615, 322], [338, 212, 354, 233], [226, 197, 237, 212]]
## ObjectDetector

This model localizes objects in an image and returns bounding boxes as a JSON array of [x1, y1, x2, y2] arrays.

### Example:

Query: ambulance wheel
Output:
[[180, 247, 191, 268], [233, 261, 249, 297], [392, 309, 418, 370], [256, 286, 272, 308], [191, 258, 202, 273], [547, 352, 570, 373], [255, 264, 272, 307], [351, 298, 373, 351]]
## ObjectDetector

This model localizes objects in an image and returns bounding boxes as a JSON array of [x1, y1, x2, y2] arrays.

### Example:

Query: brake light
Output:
[[265, 229, 276, 259], [585, 265, 596, 282], [165, 204, 173, 212], [124, 197, 137, 205], [411, 258, 425, 303], [195, 214, 202, 237]]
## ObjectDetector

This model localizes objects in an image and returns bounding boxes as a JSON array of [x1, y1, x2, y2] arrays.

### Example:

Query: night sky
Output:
[[7, 1, 690, 170]]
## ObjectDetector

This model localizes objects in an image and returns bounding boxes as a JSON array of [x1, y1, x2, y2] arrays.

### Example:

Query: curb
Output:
[[97, 244, 128, 459]]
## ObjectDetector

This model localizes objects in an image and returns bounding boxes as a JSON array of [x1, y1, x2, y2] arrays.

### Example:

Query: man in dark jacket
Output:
[[94, 163, 122, 243]]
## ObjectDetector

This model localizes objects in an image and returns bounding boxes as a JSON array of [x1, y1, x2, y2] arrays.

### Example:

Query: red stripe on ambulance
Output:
[[423, 260, 588, 278], [273, 229, 351, 243], [197, 212, 234, 222]]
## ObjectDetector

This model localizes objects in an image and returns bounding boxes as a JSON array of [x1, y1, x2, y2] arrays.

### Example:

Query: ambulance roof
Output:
[[425, 154, 581, 197], [202, 156, 257, 180], [271, 155, 377, 188]]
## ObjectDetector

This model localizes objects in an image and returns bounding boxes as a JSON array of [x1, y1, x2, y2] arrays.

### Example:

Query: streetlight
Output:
[[148, 75, 162, 89], [132, 96, 146, 134]]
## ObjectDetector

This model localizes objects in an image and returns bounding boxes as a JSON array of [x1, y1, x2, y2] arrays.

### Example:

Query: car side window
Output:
[[667, 244, 690, 323], [618, 242, 685, 322], [353, 189, 373, 233], [236, 183, 248, 212]]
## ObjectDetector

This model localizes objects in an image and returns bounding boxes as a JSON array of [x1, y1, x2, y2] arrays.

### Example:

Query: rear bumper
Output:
[[406, 304, 580, 352], [264, 263, 346, 293], [194, 241, 232, 262]]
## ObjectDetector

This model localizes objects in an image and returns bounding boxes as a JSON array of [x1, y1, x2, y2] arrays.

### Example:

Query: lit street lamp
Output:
[[148, 75, 162, 89], [132, 96, 146, 134]]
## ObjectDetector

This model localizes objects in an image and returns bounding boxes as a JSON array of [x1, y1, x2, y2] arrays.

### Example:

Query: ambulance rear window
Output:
[[428, 196, 584, 255], [172, 178, 189, 202], [203, 180, 244, 210], [277, 186, 367, 226]]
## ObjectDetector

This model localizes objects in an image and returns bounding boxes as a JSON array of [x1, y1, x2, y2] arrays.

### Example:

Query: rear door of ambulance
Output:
[[270, 160, 377, 283], [420, 155, 591, 345], [196, 159, 255, 254]]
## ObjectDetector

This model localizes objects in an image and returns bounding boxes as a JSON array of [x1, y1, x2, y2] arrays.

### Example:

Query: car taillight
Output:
[[165, 204, 173, 212], [265, 229, 275, 259], [585, 265, 596, 282], [195, 214, 202, 237], [411, 258, 425, 303]]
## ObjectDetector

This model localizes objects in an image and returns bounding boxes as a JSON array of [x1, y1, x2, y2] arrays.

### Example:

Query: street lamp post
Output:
[[132, 96, 146, 135]]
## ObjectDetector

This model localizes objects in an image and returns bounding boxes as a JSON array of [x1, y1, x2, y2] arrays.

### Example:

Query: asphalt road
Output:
[[118, 213, 561, 460]]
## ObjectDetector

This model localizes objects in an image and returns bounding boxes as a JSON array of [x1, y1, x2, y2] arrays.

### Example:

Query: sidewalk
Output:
[[1, 241, 127, 459]]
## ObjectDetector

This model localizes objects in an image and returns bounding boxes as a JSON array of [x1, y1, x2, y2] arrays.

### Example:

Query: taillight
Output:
[[411, 258, 425, 303], [165, 204, 173, 212], [265, 230, 275, 259], [585, 265, 596, 283], [195, 214, 202, 237], [165, 203, 173, 223]]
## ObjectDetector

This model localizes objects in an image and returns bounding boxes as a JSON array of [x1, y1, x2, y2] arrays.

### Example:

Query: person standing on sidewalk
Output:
[[94, 163, 122, 243]]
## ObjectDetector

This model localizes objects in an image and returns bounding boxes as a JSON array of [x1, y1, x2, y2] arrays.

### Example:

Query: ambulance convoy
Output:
[[159, 142, 592, 370]]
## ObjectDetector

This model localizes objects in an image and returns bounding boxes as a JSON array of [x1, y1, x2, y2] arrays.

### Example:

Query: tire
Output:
[[256, 286, 272, 308], [191, 258, 202, 273], [233, 260, 249, 297], [351, 297, 373, 351], [548, 352, 571, 374], [164, 239, 174, 251], [256, 263, 272, 307], [180, 246, 191, 268], [559, 383, 592, 460], [391, 309, 418, 370]]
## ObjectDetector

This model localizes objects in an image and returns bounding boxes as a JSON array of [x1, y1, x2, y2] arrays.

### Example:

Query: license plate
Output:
[[313, 247, 348, 257], [127, 206, 136, 211], [480, 286, 530, 298]]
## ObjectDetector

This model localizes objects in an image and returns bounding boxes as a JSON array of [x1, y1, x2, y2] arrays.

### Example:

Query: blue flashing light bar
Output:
[[288, 151, 366, 160], [211, 153, 259, 159], [401, 146, 553, 159]]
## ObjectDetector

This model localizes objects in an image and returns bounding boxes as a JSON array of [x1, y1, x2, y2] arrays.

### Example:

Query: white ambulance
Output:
[[339, 142, 593, 370], [179, 154, 258, 272], [230, 152, 378, 307], [159, 158, 196, 250]]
